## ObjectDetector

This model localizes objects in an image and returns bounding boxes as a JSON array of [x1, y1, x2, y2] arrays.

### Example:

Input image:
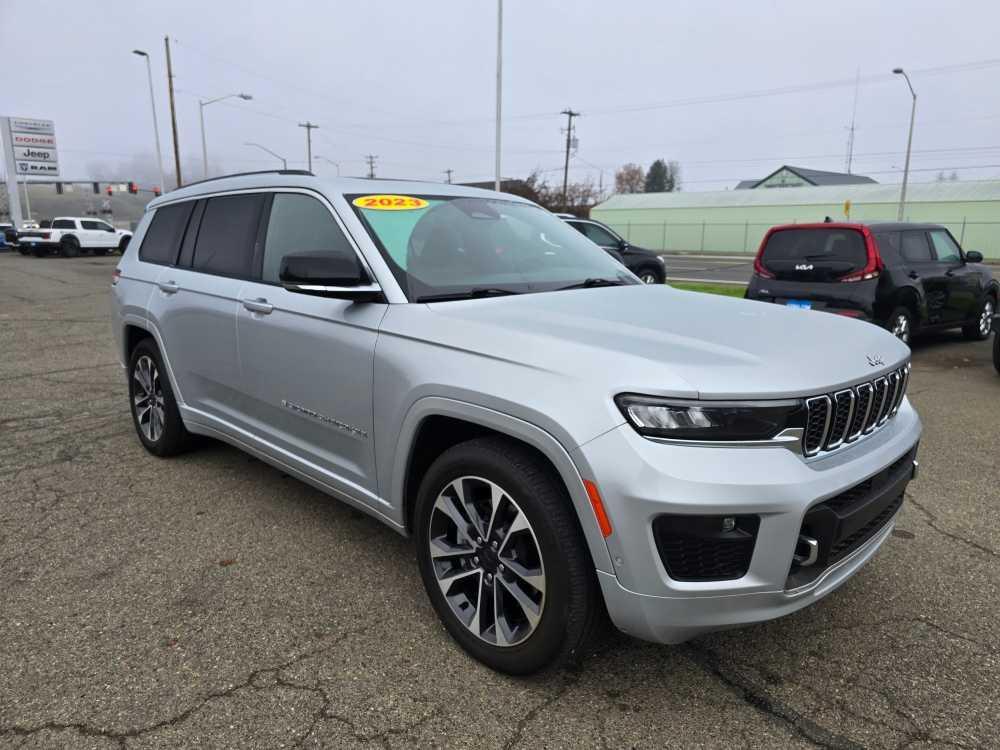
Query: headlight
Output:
[[615, 394, 805, 441]]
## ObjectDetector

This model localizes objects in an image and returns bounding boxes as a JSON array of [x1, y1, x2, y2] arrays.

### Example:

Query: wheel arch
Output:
[[393, 397, 614, 574], [120, 319, 187, 407]]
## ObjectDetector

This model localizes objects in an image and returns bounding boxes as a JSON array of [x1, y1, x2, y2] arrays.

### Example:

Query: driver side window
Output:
[[262, 193, 356, 284], [928, 230, 962, 264], [579, 223, 619, 247]]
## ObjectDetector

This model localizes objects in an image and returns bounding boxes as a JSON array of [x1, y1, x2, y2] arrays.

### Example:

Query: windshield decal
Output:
[[352, 195, 429, 211]]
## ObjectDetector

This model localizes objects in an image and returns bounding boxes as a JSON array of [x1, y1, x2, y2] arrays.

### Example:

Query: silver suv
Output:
[[111, 171, 922, 674]]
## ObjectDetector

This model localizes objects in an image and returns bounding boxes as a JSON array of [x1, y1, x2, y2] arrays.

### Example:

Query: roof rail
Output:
[[177, 169, 314, 190]]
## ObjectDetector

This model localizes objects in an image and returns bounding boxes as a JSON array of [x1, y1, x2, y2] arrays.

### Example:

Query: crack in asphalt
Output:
[[501, 674, 578, 750], [906, 493, 999, 560], [0, 632, 357, 747]]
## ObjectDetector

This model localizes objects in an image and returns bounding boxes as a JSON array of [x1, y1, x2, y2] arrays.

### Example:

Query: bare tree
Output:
[[615, 163, 645, 194]]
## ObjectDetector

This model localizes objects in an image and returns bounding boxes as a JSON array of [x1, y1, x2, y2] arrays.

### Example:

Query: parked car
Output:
[[18, 217, 132, 257], [746, 221, 998, 344], [994, 323, 1000, 375], [0, 222, 13, 249], [112, 172, 921, 674], [560, 216, 666, 284]]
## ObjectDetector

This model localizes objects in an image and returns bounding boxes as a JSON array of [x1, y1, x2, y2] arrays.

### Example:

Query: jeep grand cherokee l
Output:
[[111, 172, 922, 674], [746, 221, 997, 344]]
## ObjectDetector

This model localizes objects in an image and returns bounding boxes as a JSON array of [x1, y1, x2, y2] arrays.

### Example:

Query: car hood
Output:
[[390, 285, 909, 400]]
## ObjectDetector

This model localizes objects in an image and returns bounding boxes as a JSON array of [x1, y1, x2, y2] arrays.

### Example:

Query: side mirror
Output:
[[279, 252, 383, 301], [965, 250, 984, 263]]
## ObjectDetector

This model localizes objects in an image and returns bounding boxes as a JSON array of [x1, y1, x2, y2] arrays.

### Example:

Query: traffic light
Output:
[[127, 181, 138, 194], [152, 186, 161, 197]]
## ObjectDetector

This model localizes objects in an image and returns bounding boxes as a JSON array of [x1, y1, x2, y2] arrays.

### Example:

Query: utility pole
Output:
[[845, 67, 860, 174], [298, 121, 318, 172], [494, 0, 503, 192], [365, 155, 378, 179], [164, 36, 182, 188], [560, 109, 580, 210], [892, 68, 917, 221], [443, 168, 453, 184]]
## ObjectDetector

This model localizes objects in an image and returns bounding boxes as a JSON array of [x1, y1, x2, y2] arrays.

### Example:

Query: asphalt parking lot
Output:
[[660, 253, 754, 285], [1, 252, 998, 749]]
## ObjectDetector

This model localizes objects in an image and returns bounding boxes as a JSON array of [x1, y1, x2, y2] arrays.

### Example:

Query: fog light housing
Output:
[[652, 514, 761, 581]]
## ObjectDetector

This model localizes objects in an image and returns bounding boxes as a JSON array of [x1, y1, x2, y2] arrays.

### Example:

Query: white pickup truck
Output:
[[18, 217, 132, 257]]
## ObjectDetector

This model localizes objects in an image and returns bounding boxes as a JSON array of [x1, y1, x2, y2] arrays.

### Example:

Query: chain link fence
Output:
[[602, 219, 1000, 259]]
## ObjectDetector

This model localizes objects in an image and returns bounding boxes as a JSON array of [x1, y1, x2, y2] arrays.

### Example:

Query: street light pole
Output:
[[245, 142, 287, 170], [314, 156, 341, 176], [494, 0, 503, 192], [132, 50, 165, 193], [199, 93, 253, 178], [893, 68, 917, 221]]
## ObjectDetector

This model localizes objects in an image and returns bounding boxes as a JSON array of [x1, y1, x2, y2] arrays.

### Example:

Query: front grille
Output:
[[652, 515, 760, 581], [786, 444, 917, 589], [802, 364, 910, 457]]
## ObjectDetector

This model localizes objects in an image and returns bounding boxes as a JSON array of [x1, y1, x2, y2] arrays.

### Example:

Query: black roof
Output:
[[737, 165, 877, 189]]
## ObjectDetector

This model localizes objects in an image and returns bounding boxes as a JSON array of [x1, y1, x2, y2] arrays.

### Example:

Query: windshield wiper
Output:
[[416, 287, 521, 303], [556, 277, 628, 291]]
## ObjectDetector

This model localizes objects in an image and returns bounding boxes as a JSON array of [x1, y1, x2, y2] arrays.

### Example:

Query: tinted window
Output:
[[900, 231, 933, 263], [873, 232, 902, 266], [576, 222, 620, 247], [192, 194, 264, 278], [81, 220, 101, 230], [138, 202, 195, 265], [95, 221, 114, 232], [262, 194, 356, 283], [52, 219, 75, 229], [760, 228, 867, 271], [928, 229, 962, 263]]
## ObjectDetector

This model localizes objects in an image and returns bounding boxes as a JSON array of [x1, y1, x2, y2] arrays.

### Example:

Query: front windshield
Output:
[[348, 194, 636, 301]]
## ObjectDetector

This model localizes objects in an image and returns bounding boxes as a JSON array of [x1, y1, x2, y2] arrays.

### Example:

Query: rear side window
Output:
[[873, 232, 902, 267], [52, 219, 75, 229], [900, 231, 932, 263], [760, 228, 867, 271], [192, 194, 264, 278], [139, 202, 195, 265], [261, 193, 356, 284], [81, 220, 101, 230]]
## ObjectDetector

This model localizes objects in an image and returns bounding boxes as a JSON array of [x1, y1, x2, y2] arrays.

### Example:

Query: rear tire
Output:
[[414, 436, 602, 675], [32, 246, 47, 258], [963, 297, 994, 341], [887, 306, 914, 345], [128, 339, 193, 457], [60, 237, 80, 258], [18, 246, 30, 256]]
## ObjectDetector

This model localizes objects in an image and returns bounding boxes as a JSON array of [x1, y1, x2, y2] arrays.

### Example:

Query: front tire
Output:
[[993, 330, 1000, 375], [128, 339, 192, 457], [963, 297, 995, 341], [414, 437, 602, 675], [637, 265, 664, 284], [887, 306, 914, 345]]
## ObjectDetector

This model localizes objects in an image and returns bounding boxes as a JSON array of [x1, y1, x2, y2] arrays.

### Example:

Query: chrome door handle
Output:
[[157, 280, 179, 294], [242, 298, 273, 315]]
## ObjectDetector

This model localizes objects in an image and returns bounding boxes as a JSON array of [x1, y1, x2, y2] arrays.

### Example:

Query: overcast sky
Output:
[[3, 0, 999, 192]]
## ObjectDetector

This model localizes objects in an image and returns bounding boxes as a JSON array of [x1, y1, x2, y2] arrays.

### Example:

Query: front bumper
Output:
[[574, 399, 921, 644]]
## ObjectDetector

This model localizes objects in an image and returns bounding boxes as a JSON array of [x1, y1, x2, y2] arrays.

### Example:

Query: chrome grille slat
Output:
[[802, 365, 909, 458]]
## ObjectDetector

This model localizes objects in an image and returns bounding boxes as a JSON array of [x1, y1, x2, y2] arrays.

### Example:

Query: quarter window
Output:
[[261, 194, 356, 284], [52, 219, 75, 229], [900, 231, 933, 263], [138, 202, 195, 265], [928, 230, 962, 263], [192, 194, 264, 278]]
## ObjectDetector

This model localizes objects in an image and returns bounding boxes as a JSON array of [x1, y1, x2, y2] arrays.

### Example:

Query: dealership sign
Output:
[[4, 117, 59, 177]]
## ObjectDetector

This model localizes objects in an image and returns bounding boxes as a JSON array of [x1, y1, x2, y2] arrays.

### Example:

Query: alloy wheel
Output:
[[979, 300, 994, 337], [640, 272, 658, 284], [892, 314, 910, 344], [133, 355, 166, 442], [428, 476, 545, 647]]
